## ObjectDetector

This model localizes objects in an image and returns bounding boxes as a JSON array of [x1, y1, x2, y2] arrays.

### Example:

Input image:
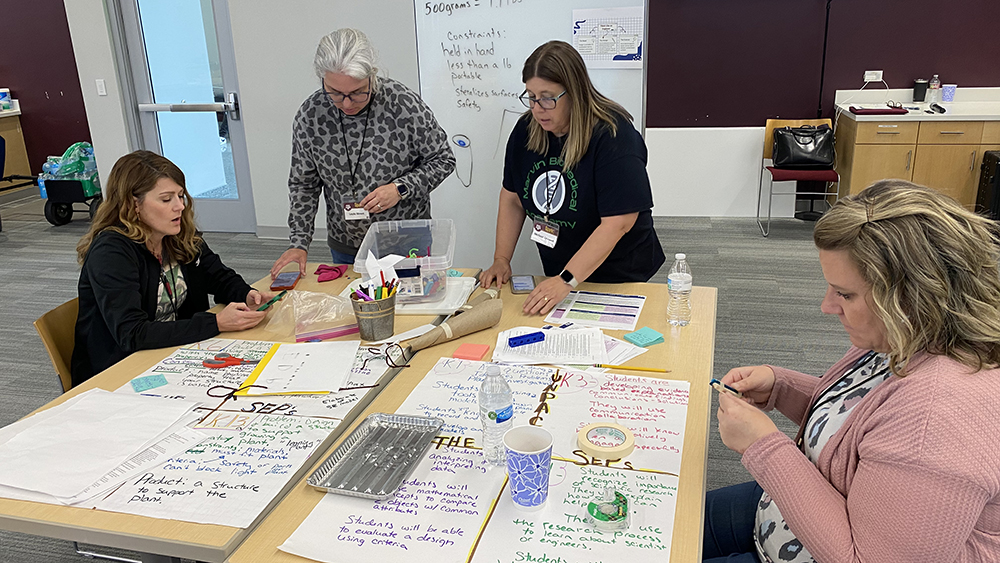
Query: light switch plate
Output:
[[95, 79, 107, 96], [863, 70, 883, 82]]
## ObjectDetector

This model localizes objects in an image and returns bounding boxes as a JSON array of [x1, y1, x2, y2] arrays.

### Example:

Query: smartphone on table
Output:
[[270, 271, 301, 291], [510, 275, 536, 294]]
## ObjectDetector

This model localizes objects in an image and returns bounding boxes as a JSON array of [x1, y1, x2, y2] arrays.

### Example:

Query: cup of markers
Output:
[[350, 278, 399, 342]]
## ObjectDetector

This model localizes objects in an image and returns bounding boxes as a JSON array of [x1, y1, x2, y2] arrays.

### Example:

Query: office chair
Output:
[[756, 118, 840, 236]]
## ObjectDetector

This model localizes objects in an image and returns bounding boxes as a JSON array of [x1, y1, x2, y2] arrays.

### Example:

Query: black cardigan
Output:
[[71, 231, 254, 386]]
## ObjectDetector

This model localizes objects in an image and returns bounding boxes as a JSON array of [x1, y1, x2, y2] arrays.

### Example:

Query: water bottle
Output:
[[667, 253, 692, 326], [928, 75, 942, 104], [479, 364, 514, 466]]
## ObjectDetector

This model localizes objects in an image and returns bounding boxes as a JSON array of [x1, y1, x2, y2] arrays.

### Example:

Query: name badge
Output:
[[530, 218, 560, 248], [343, 201, 369, 221]]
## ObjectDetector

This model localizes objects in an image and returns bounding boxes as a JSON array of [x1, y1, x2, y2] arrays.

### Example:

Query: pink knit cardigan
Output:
[[743, 347, 1000, 562]]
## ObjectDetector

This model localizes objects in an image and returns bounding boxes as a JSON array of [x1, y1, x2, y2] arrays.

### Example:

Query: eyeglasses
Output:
[[519, 90, 567, 110], [359, 343, 410, 370], [324, 78, 371, 103], [886, 100, 903, 109]]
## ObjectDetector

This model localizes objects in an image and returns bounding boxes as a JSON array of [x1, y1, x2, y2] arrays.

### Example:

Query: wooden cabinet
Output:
[[835, 116, 1000, 208], [0, 115, 32, 191]]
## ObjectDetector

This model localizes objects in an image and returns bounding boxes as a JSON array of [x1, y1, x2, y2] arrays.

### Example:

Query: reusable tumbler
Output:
[[913, 79, 929, 102], [351, 292, 396, 341], [503, 425, 553, 511]]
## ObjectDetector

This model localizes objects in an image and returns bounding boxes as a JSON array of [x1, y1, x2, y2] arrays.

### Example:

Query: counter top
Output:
[[837, 101, 1000, 122]]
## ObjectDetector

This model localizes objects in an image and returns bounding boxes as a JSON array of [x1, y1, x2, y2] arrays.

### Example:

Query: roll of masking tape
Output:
[[577, 422, 635, 458]]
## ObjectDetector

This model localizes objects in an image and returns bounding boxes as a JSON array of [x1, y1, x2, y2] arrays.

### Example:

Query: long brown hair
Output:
[[77, 150, 202, 264], [521, 41, 631, 171], [814, 179, 1000, 374]]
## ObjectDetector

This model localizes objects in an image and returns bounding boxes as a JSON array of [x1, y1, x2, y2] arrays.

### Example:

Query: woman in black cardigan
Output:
[[72, 151, 271, 386]]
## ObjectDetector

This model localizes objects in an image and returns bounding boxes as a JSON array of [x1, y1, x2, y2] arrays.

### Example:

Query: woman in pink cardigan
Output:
[[706, 180, 1000, 563]]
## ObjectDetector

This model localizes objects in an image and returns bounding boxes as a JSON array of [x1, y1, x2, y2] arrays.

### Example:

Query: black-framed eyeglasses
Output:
[[519, 90, 567, 110], [324, 77, 371, 103]]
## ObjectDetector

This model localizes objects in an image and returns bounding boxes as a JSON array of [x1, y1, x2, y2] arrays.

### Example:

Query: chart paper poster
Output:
[[573, 6, 645, 69], [280, 358, 688, 563]]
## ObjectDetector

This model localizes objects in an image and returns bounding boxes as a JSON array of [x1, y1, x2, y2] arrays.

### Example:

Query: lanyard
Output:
[[337, 99, 373, 195], [544, 135, 566, 221]]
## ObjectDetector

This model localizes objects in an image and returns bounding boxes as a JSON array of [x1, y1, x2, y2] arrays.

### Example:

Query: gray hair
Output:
[[313, 29, 380, 90]]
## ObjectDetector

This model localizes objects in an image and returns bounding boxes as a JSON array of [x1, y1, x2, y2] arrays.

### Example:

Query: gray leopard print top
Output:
[[287, 77, 456, 254]]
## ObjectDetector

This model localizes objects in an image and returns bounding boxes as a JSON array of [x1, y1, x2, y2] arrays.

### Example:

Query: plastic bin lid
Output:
[[354, 219, 457, 276]]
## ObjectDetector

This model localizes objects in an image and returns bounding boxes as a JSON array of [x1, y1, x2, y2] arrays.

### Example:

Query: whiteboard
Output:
[[415, 0, 647, 274]]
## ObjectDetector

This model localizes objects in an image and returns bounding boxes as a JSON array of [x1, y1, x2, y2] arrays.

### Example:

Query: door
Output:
[[912, 145, 980, 208], [849, 144, 914, 195], [118, 0, 255, 232]]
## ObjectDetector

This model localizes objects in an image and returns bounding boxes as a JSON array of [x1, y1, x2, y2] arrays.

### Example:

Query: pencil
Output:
[[592, 364, 669, 373]]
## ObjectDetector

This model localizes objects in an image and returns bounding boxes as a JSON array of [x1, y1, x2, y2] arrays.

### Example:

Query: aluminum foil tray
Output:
[[307, 413, 444, 500]]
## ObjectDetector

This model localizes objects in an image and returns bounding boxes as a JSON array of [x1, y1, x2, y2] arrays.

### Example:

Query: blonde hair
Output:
[[314, 28, 381, 92], [521, 41, 631, 171], [77, 150, 202, 264], [813, 179, 1000, 374]]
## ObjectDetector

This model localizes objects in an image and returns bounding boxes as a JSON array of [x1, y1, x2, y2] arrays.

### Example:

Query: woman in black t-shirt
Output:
[[480, 41, 665, 315]]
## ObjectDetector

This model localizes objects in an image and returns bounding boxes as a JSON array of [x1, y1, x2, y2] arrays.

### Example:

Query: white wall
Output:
[[64, 0, 790, 253], [63, 0, 132, 189]]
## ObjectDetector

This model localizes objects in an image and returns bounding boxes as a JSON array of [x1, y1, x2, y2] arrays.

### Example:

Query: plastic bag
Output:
[[54, 142, 94, 177], [262, 290, 354, 341]]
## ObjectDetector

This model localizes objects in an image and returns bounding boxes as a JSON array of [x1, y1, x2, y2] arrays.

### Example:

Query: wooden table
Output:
[[229, 282, 717, 563], [0, 265, 466, 563]]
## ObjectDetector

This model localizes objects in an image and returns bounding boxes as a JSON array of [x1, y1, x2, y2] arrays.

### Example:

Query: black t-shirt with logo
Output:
[[502, 113, 665, 283]]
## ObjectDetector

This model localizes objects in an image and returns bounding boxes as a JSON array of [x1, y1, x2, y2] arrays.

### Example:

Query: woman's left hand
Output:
[[245, 289, 276, 309], [523, 276, 572, 316], [361, 183, 402, 214], [717, 391, 779, 455]]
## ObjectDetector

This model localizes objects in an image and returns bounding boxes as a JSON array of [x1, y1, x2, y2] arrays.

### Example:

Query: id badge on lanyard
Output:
[[530, 217, 560, 248], [341, 193, 369, 221]]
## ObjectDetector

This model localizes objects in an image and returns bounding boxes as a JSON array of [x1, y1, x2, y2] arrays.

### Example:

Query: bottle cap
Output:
[[675, 253, 686, 260]]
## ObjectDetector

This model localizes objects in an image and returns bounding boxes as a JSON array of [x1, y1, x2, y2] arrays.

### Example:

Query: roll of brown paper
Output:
[[407, 298, 503, 351]]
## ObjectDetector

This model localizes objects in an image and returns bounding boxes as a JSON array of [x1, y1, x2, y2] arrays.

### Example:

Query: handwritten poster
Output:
[[279, 358, 688, 562], [114, 339, 393, 420], [92, 413, 339, 527]]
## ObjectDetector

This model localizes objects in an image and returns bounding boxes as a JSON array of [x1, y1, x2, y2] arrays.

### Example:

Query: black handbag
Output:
[[772, 124, 835, 169]]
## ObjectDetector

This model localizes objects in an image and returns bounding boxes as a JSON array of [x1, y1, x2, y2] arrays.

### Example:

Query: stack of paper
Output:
[[0, 389, 204, 505], [492, 326, 608, 365], [240, 341, 360, 395]]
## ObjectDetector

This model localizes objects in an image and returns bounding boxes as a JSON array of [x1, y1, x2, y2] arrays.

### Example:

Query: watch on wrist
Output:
[[395, 182, 410, 200], [559, 269, 579, 288]]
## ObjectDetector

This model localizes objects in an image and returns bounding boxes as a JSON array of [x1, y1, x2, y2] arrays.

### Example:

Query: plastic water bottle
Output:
[[479, 364, 514, 466], [667, 253, 693, 326], [928, 75, 942, 103]]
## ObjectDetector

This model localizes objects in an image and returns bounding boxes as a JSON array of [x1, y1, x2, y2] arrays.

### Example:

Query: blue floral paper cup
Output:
[[503, 426, 553, 511]]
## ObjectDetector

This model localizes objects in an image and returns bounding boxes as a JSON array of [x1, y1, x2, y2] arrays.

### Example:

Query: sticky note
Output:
[[624, 327, 664, 347], [453, 343, 490, 361], [130, 374, 168, 393]]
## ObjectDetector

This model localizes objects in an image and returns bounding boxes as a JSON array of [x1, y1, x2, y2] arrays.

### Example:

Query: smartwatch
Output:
[[395, 182, 410, 200], [559, 269, 579, 288]]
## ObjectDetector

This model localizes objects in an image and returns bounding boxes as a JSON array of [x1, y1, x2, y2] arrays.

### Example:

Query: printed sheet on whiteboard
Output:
[[573, 6, 645, 69]]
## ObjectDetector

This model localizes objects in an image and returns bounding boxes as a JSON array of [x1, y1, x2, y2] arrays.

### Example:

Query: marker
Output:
[[257, 290, 287, 311], [709, 378, 743, 398], [592, 364, 669, 373]]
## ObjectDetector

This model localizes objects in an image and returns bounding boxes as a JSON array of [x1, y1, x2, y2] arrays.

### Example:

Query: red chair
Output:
[[756, 119, 840, 236]]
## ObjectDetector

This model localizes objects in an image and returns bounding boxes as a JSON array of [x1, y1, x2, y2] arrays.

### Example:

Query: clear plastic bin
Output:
[[354, 219, 457, 304]]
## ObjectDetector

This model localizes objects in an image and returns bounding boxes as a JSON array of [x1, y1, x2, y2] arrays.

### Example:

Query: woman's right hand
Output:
[[216, 302, 267, 332], [480, 257, 512, 289], [270, 248, 307, 279], [721, 365, 776, 406]]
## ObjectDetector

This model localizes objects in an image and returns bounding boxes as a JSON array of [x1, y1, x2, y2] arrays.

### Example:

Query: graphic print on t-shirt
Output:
[[531, 169, 566, 215]]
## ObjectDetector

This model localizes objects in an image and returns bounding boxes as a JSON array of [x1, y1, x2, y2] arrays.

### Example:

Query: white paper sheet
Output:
[[246, 341, 360, 395], [544, 290, 647, 331], [492, 326, 608, 365], [0, 390, 199, 498]]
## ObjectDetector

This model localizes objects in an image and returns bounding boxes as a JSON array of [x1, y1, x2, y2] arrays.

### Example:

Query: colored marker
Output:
[[257, 290, 287, 311]]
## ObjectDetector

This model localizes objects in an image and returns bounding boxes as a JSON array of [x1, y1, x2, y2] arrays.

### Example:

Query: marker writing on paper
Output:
[[709, 378, 743, 398]]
